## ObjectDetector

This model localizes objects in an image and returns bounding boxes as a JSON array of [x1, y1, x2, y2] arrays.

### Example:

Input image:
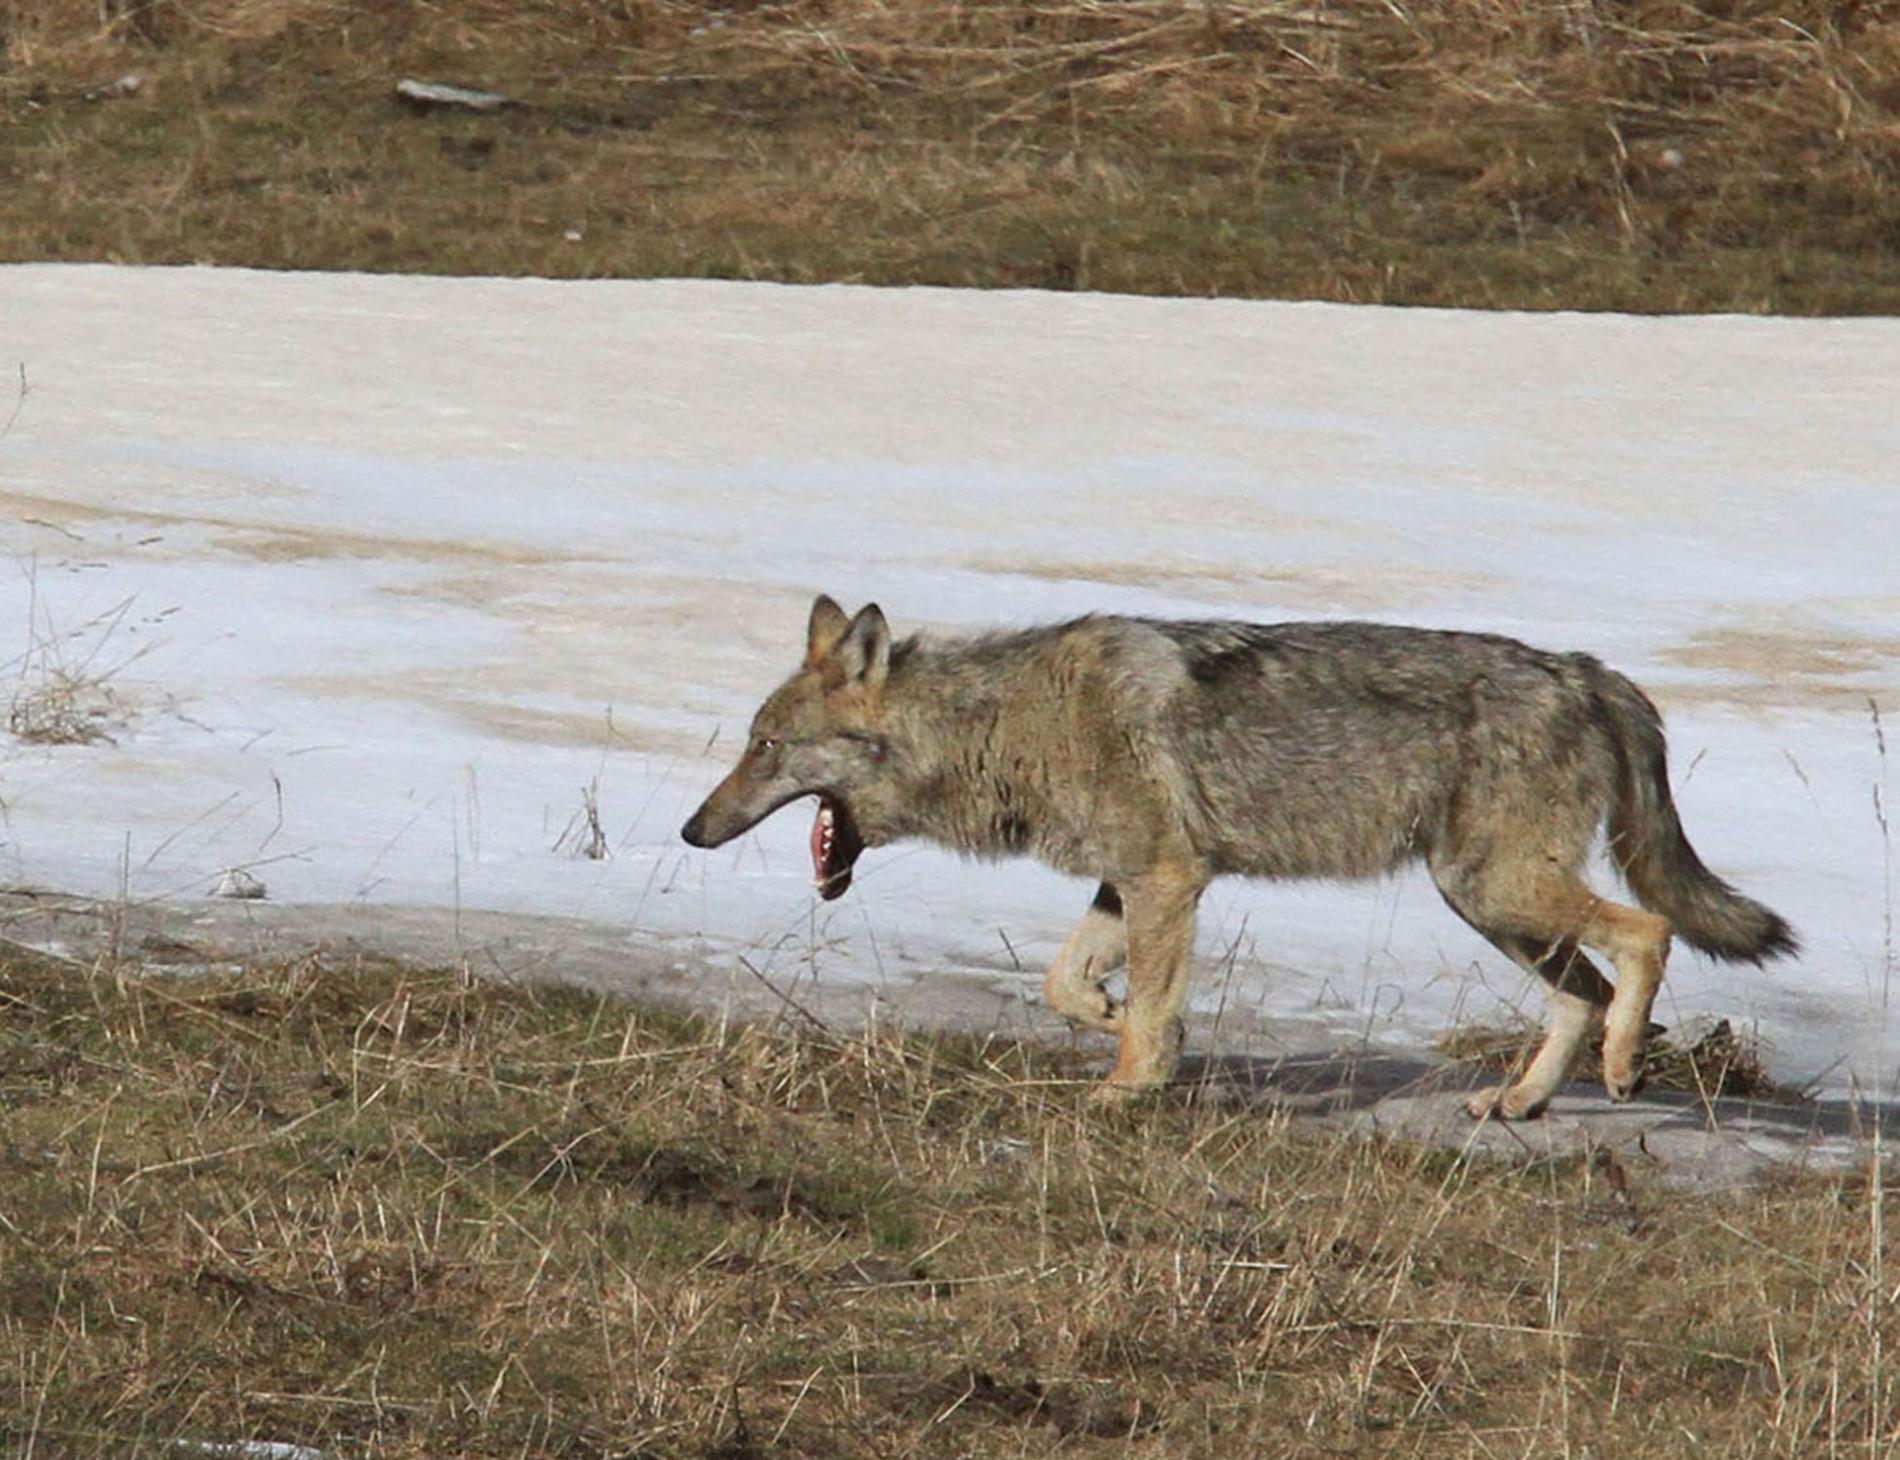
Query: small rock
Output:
[[395, 79, 516, 113], [90, 73, 145, 101], [212, 869, 268, 901], [181, 1444, 325, 1460]]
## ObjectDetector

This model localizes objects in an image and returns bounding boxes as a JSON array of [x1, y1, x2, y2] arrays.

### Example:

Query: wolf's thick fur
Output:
[[682, 597, 1796, 1118]]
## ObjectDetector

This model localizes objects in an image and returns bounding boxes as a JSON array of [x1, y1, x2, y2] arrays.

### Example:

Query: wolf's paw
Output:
[[1089, 1079, 1160, 1108], [1601, 1066, 1646, 1104], [1601, 1039, 1646, 1103], [1047, 986, 1123, 1035], [1465, 1084, 1550, 1122]]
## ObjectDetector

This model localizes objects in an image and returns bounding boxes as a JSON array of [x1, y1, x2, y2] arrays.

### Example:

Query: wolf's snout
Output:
[[680, 806, 712, 847]]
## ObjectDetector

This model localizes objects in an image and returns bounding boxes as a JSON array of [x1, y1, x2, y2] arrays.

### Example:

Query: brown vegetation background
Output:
[[5, 948, 1897, 1458], [4, 0, 1899, 309]]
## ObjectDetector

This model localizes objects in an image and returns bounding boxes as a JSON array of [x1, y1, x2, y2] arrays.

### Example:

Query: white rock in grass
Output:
[[212, 868, 268, 901], [182, 1444, 325, 1460], [87, 73, 146, 101], [395, 78, 515, 113]]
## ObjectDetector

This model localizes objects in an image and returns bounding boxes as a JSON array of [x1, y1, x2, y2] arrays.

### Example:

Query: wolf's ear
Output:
[[806, 594, 850, 667], [834, 603, 890, 691]]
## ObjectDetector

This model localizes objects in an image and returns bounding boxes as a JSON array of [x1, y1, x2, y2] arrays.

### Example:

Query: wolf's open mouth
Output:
[[810, 793, 865, 900]]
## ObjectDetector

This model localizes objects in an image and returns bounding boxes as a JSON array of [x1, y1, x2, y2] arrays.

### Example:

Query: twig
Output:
[[738, 955, 834, 1036], [0, 363, 25, 439]]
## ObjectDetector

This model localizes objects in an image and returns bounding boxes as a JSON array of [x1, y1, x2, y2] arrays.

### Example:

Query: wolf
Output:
[[681, 596, 1796, 1118]]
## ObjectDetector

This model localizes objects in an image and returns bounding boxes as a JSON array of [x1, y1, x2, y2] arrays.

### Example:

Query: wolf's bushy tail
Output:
[[1591, 666, 1798, 963]]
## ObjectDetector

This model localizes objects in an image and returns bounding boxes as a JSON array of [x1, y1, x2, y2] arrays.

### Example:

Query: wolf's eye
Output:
[[753, 736, 781, 756]]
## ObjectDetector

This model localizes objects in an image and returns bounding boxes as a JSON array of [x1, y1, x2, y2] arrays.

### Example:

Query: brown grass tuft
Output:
[[6, 662, 125, 744], [6, 585, 142, 747]]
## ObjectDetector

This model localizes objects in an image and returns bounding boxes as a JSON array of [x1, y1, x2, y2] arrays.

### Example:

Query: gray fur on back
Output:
[[876, 616, 1621, 887]]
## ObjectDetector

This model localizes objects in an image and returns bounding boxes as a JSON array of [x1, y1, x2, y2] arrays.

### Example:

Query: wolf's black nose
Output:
[[680, 809, 708, 847]]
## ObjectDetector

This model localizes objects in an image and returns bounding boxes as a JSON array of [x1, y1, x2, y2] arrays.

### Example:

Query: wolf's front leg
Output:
[[1098, 864, 1208, 1101], [1043, 882, 1128, 1034]]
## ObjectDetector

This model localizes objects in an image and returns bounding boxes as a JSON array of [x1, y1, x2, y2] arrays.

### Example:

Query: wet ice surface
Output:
[[1, 264, 1896, 1111]]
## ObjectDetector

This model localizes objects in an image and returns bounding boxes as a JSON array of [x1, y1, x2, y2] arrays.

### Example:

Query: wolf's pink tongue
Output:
[[809, 803, 826, 881]]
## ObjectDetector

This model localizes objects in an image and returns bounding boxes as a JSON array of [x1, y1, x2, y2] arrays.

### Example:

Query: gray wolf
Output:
[[681, 596, 1796, 1118]]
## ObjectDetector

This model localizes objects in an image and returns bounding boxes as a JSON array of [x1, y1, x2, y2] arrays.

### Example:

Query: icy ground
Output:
[[1, 265, 1895, 1102]]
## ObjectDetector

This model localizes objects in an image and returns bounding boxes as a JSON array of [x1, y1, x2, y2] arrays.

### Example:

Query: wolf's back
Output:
[[1591, 666, 1798, 963]]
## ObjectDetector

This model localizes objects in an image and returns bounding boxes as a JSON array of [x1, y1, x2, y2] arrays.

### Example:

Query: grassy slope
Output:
[[3, 0, 1899, 311], [1, 946, 1894, 1458]]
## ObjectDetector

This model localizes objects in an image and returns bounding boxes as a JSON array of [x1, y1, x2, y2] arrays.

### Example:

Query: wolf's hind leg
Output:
[[1043, 883, 1126, 1034], [1462, 934, 1614, 1121], [1434, 852, 1622, 1119], [1462, 877, 1668, 1105], [1099, 865, 1207, 1099], [1575, 899, 1671, 1103]]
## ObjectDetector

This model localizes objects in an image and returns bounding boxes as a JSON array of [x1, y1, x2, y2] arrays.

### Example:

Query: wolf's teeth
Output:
[[819, 805, 835, 828]]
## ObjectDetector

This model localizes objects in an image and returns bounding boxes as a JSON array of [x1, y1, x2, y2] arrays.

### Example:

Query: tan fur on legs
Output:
[[1457, 934, 1614, 1120], [1504, 884, 1670, 1103], [1099, 863, 1207, 1100], [1466, 989, 1602, 1120], [1434, 843, 1625, 1119], [1466, 936, 1614, 1119], [1581, 901, 1672, 1101], [1460, 881, 1668, 1107], [1043, 901, 1127, 1034]]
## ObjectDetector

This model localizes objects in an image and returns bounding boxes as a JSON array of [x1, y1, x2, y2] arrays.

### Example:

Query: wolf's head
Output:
[[679, 595, 897, 900]]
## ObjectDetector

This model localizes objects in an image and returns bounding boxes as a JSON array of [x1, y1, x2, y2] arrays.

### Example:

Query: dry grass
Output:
[[2, 940, 1898, 1458], [552, 778, 611, 862], [5, 582, 142, 747], [2, 0, 1897, 309], [6, 662, 126, 744]]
